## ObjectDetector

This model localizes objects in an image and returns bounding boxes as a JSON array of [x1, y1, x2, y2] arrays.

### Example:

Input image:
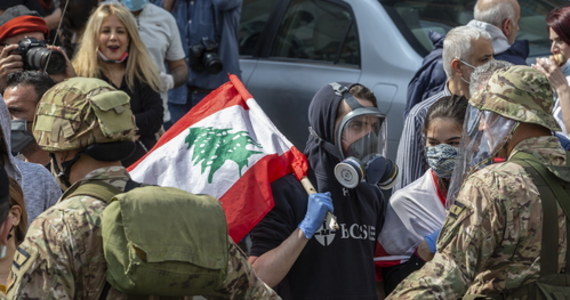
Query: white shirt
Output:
[[136, 3, 186, 122], [378, 170, 447, 260]]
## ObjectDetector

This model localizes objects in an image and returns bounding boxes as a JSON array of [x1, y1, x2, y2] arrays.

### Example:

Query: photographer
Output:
[[161, 0, 242, 126], [0, 15, 75, 91]]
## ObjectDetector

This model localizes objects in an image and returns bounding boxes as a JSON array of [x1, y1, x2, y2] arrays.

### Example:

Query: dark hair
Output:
[[547, 7, 570, 46], [349, 84, 377, 106], [6, 71, 56, 102], [424, 95, 468, 134]]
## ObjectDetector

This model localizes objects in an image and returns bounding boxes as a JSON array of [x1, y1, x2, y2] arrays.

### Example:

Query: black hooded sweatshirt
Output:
[[250, 82, 386, 299]]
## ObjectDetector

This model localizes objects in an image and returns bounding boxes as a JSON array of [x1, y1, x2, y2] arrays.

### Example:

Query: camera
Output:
[[12, 37, 66, 75], [189, 38, 223, 74]]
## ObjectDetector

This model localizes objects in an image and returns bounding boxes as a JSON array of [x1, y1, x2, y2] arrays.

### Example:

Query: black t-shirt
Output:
[[100, 74, 163, 166], [250, 173, 385, 300]]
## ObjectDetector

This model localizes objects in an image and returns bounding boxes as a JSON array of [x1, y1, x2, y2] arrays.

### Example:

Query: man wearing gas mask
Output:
[[388, 66, 570, 298], [248, 82, 397, 299]]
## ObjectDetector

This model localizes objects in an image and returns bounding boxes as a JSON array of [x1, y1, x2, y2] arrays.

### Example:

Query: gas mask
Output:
[[447, 106, 516, 206], [426, 143, 459, 179], [10, 120, 35, 155], [121, 0, 149, 11], [329, 83, 398, 190]]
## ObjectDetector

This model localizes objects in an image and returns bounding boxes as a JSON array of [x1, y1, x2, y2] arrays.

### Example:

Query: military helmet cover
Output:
[[33, 77, 136, 152], [469, 65, 561, 132]]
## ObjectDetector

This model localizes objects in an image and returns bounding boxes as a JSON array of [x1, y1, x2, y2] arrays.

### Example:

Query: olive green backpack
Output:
[[65, 180, 229, 298]]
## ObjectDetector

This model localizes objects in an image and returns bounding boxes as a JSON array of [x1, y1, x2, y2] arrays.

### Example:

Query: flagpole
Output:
[[300, 177, 339, 230]]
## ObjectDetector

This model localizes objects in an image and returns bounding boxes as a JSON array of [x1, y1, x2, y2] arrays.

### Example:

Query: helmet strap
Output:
[[50, 151, 83, 189]]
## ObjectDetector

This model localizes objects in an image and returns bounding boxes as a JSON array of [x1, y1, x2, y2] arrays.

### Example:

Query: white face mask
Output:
[[0, 244, 6, 259], [458, 59, 476, 84]]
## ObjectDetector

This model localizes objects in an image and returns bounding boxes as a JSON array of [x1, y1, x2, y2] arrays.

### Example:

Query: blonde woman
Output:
[[73, 2, 164, 166], [1, 178, 28, 294]]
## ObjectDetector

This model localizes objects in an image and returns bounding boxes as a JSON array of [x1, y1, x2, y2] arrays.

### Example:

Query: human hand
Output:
[[46, 45, 76, 80], [0, 44, 23, 90], [533, 57, 568, 90], [298, 192, 333, 239], [160, 72, 174, 91]]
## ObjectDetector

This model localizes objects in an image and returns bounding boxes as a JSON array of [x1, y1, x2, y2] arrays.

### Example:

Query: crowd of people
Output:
[[0, 0, 568, 299]]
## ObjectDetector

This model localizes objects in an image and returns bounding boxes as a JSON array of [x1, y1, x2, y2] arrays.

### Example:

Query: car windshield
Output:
[[380, 0, 569, 59]]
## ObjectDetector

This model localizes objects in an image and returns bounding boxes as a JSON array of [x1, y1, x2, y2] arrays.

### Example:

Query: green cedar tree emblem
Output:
[[185, 127, 263, 183]]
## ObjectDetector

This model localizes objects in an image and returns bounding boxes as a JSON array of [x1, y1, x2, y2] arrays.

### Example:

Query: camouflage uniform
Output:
[[387, 66, 569, 299], [7, 78, 279, 299], [7, 166, 278, 299]]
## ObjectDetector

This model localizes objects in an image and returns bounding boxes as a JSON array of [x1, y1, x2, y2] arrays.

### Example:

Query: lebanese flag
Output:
[[128, 75, 309, 242]]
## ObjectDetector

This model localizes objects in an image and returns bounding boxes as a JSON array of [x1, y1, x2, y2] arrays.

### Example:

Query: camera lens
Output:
[[203, 52, 223, 74], [25, 47, 66, 75]]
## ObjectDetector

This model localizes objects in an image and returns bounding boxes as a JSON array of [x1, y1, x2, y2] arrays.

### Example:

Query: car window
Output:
[[271, 0, 360, 66], [381, 0, 569, 59], [239, 0, 281, 56]]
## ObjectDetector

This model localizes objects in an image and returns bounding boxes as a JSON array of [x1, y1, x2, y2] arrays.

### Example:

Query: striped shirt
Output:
[[394, 85, 451, 191]]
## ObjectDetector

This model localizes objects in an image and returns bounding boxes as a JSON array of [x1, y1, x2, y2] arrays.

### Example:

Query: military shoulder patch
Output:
[[12, 247, 30, 270], [448, 201, 466, 219]]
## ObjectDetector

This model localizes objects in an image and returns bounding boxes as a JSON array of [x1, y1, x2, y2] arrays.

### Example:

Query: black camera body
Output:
[[189, 38, 223, 74], [13, 37, 66, 75]]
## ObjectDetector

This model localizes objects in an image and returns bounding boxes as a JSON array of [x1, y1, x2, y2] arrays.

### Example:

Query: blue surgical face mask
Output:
[[426, 143, 459, 179], [121, 0, 148, 11]]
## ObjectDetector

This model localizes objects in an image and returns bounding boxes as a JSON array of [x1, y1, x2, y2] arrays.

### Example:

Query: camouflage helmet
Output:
[[33, 77, 136, 152], [469, 65, 561, 132]]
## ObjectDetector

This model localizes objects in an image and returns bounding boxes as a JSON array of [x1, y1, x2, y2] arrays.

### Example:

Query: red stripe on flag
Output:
[[128, 76, 249, 171], [221, 149, 305, 242]]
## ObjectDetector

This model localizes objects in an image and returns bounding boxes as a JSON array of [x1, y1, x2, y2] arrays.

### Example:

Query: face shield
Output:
[[336, 107, 387, 161], [446, 105, 517, 206]]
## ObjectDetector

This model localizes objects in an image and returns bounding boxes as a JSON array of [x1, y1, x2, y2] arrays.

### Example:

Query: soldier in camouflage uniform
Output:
[[387, 65, 570, 299], [6, 77, 279, 299]]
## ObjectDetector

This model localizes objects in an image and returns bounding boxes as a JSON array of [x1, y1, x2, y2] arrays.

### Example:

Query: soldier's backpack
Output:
[[503, 151, 570, 300], [64, 180, 229, 297]]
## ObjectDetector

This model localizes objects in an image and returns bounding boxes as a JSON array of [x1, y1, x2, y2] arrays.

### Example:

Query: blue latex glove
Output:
[[424, 228, 441, 254], [298, 192, 334, 239]]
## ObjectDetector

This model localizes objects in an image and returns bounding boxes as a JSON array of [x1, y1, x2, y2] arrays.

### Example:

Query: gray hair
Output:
[[474, 0, 517, 27], [469, 59, 513, 97], [442, 26, 492, 77]]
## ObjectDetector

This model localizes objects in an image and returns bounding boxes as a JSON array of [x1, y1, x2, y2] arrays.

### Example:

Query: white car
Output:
[[238, 0, 567, 160]]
